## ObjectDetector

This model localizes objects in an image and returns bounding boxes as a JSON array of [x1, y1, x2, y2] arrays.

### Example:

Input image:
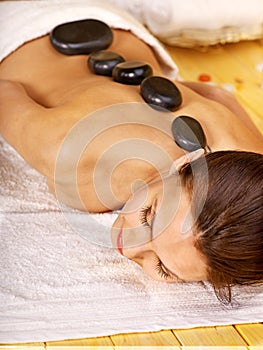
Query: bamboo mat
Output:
[[1, 39, 263, 349], [167, 40, 263, 134]]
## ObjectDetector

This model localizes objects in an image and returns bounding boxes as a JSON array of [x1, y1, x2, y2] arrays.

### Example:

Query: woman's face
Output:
[[111, 174, 208, 282]]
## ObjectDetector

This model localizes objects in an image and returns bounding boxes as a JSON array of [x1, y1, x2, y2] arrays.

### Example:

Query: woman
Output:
[[0, 13, 262, 303]]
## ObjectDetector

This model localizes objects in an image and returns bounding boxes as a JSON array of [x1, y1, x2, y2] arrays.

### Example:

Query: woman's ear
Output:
[[169, 149, 205, 176]]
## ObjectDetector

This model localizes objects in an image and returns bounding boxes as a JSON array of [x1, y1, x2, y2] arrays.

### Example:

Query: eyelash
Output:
[[139, 206, 171, 280], [139, 205, 152, 227], [155, 259, 170, 280]]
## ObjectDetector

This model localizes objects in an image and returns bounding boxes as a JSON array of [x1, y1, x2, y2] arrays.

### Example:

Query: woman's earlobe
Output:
[[169, 149, 205, 176]]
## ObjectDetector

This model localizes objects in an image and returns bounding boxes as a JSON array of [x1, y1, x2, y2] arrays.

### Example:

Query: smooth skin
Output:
[[1, 29, 262, 283]]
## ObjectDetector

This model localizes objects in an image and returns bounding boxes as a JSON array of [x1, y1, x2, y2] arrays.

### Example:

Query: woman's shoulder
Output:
[[177, 81, 263, 153]]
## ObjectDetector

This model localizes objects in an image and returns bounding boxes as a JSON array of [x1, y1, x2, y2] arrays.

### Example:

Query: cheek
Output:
[[122, 224, 152, 252], [123, 209, 140, 225]]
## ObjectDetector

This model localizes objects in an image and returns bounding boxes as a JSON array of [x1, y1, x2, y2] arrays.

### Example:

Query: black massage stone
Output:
[[88, 51, 125, 76], [140, 76, 182, 112], [112, 61, 153, 85], [50, 19, 113, 55], [171, 115, 207, 152]]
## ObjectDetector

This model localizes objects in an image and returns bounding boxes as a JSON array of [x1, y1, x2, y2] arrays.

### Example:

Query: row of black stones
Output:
[[50, 19, 208, 152], [88, 51, 208, 151], [50, 19, 183, 112], [88, 50, 183, 113]]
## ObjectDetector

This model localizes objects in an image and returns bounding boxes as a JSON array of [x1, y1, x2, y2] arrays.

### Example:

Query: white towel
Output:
[[1, 136, 263, 344], [0, 0, 178, 79], [0, 0, 263, 344], [107, 0, 263, 46]]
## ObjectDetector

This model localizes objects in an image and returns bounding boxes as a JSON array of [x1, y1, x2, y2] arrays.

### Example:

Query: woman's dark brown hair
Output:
[[179, 150, 263, 304]]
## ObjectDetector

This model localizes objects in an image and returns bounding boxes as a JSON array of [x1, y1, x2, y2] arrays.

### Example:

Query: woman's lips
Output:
[[117, 227, 123, 255]]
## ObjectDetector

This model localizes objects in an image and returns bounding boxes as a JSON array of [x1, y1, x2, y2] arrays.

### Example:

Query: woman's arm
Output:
[[180, 81, 263, 141], [0, 80, 54, 176]]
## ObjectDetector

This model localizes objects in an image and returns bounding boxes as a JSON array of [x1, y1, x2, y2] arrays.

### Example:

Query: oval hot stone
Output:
[[112, 61, 153, 85], [171, 115, 207, 152], [88, 51, 125, 76], [50, 19, 113, 55], [140, 76, 182, 112]]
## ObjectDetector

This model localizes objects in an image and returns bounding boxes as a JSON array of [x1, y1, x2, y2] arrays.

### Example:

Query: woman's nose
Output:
[[122, 226, 155, 265], [122, 224, 152, 251]]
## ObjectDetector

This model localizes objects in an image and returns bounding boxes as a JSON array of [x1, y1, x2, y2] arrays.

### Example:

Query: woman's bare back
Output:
[[0, 30, 262, 212]]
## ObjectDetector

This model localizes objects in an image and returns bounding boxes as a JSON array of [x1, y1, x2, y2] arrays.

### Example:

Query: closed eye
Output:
[[139, 205, 151, 227], [156, 258, 186, 282], [155, 258, 170, 280]]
